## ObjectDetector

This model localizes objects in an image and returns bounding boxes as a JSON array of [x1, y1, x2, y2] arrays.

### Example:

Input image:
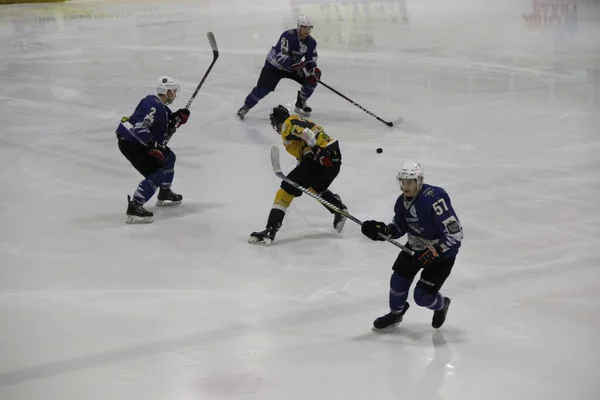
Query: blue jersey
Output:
[[266, 29, 318, 72], [388, 184, 463, 258], [116, 95, 172, 146]]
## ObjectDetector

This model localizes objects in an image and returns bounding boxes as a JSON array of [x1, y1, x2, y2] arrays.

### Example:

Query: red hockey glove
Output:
[[306, 67, 321, 86], [312, 67, 322, 80], [147, 141, 165, 163], [312, 147, 333, 167], [173, 108, 190, 127], [415, 244, 442, 268]]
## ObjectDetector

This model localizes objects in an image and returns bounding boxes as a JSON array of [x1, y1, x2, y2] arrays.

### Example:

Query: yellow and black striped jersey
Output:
[[280, 115, 338, 161]]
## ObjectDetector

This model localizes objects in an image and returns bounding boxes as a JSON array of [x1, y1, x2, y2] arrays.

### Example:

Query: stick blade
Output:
[[270, 146, 282, 174], [206, 32, 218, 54], [390, 117, 404, 126]]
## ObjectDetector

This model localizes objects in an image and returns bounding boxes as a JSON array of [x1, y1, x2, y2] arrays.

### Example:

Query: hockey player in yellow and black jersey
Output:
[[249, 105, 347, 245]]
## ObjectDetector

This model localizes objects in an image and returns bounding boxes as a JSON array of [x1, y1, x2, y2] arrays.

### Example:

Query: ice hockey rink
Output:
[[0, 0, 599, 399]]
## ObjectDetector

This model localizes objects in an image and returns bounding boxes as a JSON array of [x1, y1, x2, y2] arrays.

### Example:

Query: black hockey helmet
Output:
[[269, 105, 290, 134]]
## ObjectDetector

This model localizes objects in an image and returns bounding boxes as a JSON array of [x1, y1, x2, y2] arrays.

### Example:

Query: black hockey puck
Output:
[[376, 148, 383, 154]]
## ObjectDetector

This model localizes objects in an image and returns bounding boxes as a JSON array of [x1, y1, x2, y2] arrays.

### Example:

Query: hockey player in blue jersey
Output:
[[360, 162, 463, 330], [236, 14, 321, 120], [116, 76, 190, 223]]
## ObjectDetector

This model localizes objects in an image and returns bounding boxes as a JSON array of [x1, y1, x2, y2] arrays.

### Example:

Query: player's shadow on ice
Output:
[[156, 202, 225, 221], [273, 231, 345, 245], [352, 323, 466, 346], [69, 202, 225, 229], [352, 330, 456, 400]]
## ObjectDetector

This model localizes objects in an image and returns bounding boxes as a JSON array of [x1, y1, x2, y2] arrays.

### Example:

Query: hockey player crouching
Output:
[[249, 106, 347, 245], [360, 163, 463, 330], [116, 76, 191, 223], [237, 15, 321, 120]]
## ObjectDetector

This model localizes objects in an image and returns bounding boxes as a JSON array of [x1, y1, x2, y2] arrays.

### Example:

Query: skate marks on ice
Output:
[[68, 201, 226, 229], [268, 231, 346, 246], [0, 255, 592, 388]]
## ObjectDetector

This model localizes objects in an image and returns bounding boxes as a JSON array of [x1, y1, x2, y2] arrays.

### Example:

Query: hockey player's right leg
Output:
[[248, 208, 284, 245], [249, 189, 293, 245], [237, 87, 270, 120], [373, 273, 413, 331], [238, 66, 280, 120]]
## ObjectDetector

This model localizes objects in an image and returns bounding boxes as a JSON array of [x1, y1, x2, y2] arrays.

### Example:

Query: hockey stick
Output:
[[185, 31, 219, 109], [167, 32, 218, 144], [270, 146, 414, 255], [318, 79, 403, 127]]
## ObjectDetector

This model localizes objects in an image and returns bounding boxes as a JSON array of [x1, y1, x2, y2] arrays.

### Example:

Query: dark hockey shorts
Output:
[[282, 160, 341, 197], [118, 138, 169, 178], [257, 64, 311, 91], [392, 250, 455, 293]]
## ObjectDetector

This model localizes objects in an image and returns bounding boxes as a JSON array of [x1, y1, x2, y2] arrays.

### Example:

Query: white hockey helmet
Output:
[[297, 14, 314, 29], [397, 162, 424, 192], [156, 76, 180, 96]]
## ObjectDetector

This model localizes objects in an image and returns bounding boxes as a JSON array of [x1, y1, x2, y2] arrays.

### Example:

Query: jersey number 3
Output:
[[433, 198, 448, 215]]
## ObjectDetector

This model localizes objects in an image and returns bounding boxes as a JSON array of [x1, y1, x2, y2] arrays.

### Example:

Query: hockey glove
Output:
[[361, 220, 392, 241], [147, 141, 166, 163], [306, 67, 321, 86], [312, 147, 334, 167], [172, 108, 190, 127], [414, 244, 443, 268]]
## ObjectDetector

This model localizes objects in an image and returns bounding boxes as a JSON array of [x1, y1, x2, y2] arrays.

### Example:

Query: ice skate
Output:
[[156, 188, 182, 206], [373, 302, 410, 331], [294, 91, 312, 116], [332, 194, 347, 233], [126, 195, 153, 224], [248, 227, 277, 246], [432, 297, 451, 329], [236, 105, 250, 120]]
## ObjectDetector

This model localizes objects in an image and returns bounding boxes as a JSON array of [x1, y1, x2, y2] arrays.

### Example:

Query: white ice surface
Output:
[[0, 0, 599, 399]]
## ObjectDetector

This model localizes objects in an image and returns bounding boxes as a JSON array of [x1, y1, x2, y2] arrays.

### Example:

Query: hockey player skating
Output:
[[360, 163, 463, 330], [237, 15, 321, 120], [249, 105, 347, 245], [116, 76, 191, 223]]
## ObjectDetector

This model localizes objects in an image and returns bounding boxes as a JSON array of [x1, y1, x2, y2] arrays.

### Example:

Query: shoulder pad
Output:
[[143, 95, 162, 106], [281, 118, 293, 134], [422, 187, 436, 197], [421, 185, 448, 203]]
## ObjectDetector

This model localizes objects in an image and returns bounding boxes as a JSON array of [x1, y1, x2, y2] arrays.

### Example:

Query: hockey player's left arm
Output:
[[166, 107, 191, 142], [304, 39, 318, 71], [431, 191, 463, 254], [301, 126, 339, 167], [414, 190, 463, 267], [303, 40, 321, 83]]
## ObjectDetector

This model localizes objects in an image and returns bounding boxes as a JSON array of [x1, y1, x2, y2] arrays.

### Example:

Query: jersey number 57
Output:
[[433, 198, 449, 215]]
